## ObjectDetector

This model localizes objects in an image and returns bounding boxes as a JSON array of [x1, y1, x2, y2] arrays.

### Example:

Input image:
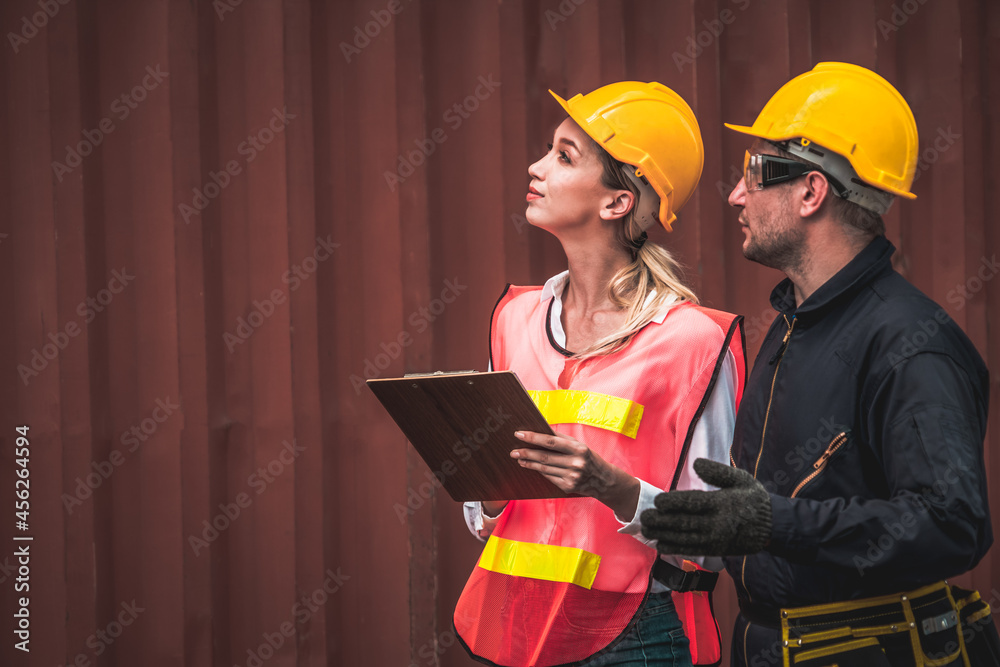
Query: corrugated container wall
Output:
[[2, 0, 998, 665]]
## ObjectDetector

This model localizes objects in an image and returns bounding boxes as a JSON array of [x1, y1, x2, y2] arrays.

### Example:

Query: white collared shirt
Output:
[[464, 271, 735, 588]]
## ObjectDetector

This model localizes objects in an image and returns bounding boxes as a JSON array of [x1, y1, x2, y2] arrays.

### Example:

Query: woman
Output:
[[454, 82, 745, 667]]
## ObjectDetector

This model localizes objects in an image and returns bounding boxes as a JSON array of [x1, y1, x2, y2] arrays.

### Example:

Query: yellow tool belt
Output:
[[769, 581, 995, 667]]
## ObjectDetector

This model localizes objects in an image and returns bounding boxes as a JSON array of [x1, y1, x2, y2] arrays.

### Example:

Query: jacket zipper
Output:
[[790, 432, 849, 498], [741, 314, 795, 603]]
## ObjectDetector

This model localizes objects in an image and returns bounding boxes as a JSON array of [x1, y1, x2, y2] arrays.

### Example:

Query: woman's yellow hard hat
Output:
[[550, 81, 704, 232]]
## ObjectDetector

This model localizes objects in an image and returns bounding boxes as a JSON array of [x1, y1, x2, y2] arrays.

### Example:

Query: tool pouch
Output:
[[951, 586, 1000, 666], [789, 637, 891, 665], [779, 581, 996, 667]]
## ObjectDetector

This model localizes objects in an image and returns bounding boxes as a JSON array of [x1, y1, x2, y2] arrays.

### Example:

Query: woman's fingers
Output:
[[511, 430, 588, 469], [511, 446, 580, 470], [520, 461, 585, 493], [513, 430, 581, 454], [517, 457, 581, 478]]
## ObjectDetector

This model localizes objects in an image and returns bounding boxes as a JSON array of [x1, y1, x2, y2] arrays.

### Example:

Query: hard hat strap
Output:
[[776, 139, 895, 215], [619, 164, 661, 233]]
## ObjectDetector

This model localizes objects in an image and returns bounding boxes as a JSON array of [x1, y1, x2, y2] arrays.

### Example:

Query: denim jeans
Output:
[[579, 591, 693, 666]]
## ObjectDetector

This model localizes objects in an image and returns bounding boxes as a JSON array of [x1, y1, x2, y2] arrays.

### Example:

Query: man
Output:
[[640, 62, 996, 666]]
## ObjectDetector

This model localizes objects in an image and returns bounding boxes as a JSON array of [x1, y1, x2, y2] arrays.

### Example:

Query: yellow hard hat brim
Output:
[[549, 89, 571, 113], [723, 122, 758, 136], [722, 123, 917, 200]]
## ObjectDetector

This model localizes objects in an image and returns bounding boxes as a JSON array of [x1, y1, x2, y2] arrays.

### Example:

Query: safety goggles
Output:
[[743, 150, 847, 195]]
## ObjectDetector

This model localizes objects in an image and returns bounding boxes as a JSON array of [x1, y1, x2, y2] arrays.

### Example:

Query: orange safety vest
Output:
[[454, 285, 746, 667]]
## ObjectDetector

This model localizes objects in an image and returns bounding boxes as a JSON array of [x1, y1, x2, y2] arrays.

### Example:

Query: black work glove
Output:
[[640, 458, 772, 556]]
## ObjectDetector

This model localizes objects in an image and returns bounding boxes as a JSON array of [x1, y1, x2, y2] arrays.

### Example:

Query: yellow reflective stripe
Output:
[[477, 535, 601, 590], [528, 390, 644, 439]]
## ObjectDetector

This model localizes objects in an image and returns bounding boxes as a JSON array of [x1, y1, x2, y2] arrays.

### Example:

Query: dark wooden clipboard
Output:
[[366, 371, 570, 501]]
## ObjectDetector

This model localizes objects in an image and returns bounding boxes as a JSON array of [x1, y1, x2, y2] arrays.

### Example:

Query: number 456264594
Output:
[[15, 425, 29, 515]]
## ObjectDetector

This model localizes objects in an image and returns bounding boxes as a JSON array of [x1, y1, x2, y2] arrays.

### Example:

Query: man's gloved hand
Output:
[[640, 458, 773, 557]]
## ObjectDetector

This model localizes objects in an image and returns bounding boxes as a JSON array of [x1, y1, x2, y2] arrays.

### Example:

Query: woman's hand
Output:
[[511, 430, 640, 520]]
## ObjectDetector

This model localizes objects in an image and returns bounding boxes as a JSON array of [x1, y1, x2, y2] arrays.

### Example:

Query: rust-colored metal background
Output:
[[2, 0, 998, 665]]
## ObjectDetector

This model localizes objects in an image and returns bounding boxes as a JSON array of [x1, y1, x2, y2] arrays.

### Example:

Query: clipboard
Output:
[[366, 371, 571, 501]]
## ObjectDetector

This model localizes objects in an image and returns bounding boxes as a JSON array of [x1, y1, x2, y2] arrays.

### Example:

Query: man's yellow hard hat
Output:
[[550, 81, 704, 232], [725, 62, 918, 200]]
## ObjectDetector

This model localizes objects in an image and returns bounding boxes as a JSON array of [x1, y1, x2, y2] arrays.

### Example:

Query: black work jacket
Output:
[[725, 235, 992, 608]]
